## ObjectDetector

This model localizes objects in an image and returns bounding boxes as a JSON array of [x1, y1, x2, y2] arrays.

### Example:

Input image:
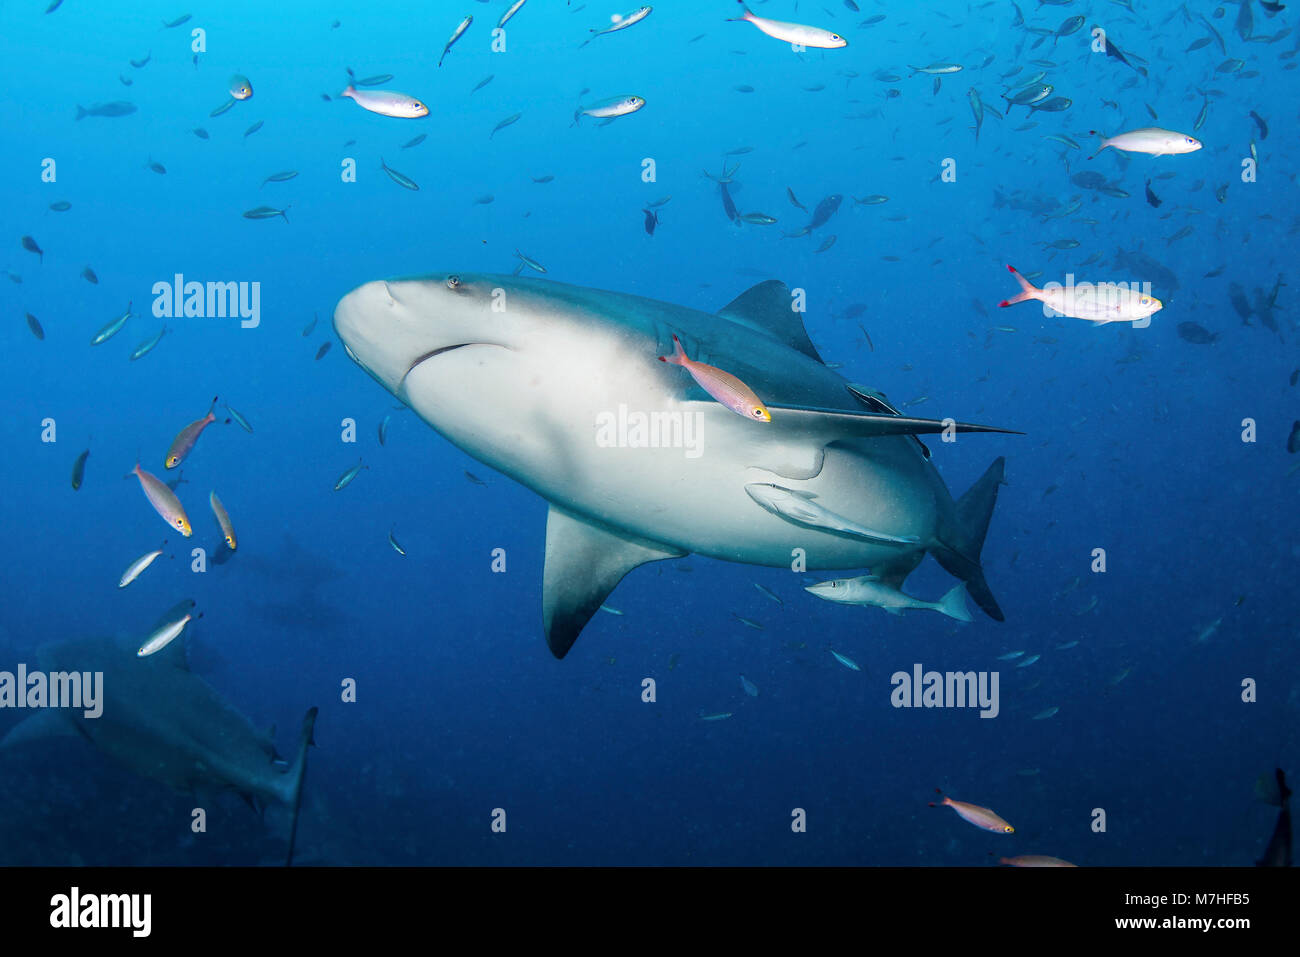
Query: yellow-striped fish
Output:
[[132, 463, 192, 536], [658, 335, 770, 422], [209, 490, 236, 550]]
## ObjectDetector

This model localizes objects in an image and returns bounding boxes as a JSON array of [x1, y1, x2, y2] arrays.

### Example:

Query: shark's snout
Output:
[[334, 275, 518, 398], [333, 280, 434, 394]]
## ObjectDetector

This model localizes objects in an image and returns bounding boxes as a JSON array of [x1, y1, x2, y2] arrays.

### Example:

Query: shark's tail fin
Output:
[[283, 706, 318, 867], [933, 457, 1006, 622]]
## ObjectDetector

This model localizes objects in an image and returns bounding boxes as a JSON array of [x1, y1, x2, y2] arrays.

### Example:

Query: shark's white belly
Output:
[[403, 346, 940, 570]]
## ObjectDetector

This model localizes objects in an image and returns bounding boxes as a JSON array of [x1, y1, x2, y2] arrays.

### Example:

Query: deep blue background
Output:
[[0, 0, 1295, 865]]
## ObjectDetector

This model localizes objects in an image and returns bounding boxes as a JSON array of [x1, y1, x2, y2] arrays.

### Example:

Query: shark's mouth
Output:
[[400, 341, 513, 386], [404, 343, 474, 378]]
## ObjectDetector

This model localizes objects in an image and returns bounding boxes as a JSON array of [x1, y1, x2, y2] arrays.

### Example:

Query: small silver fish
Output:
[[340, 86, 428, 118], [440, 15, 473, 67], [490, 112, 522, 137], [90, 302, 132, 345], [261, 170, 298, 187], [243, 205, 290, 222], [118, 548, 165, 588], [380, 157, 419, 191], [498, 0, 528, 29], [515, 249, 546, 273], [128, 326, 166, 361], [829, 649, 860, 671], [334, 458, 368, 490], [573, 95, 645, 124], [224, 404, 253, 433], [583, 6, 653, 47], [138, 612, 197, 657]]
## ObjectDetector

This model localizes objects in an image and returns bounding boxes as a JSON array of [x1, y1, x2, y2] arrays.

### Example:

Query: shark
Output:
[[0, 606, 317, 865], [333, 273, 1018, 658]]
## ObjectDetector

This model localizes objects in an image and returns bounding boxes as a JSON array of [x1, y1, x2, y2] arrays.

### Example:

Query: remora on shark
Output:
[[334, 274, 1018, 658]]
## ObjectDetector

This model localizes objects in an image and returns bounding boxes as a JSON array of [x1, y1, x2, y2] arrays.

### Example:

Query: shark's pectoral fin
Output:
[[0, 710, 78, 750], [766, 404, 1022, 438], [543, 506, 686, 659]]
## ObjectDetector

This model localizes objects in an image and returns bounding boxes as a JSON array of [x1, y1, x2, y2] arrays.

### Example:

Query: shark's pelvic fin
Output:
[[933, 456, 1007, 622], [717, 280, 825, 364], [543, 506, 686, 659]]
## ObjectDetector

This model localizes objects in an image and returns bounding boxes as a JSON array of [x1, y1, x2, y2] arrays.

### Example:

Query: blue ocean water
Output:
[[0, 0, 1295, 866]]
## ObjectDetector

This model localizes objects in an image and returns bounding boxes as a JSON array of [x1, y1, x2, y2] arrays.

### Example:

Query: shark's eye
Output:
[[446, 275, 460, 289]]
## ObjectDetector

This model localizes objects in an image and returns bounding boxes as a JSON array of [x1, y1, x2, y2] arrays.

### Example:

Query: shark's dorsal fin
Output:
[[543, 506, 686, 659], [718, 280, 825, 364]]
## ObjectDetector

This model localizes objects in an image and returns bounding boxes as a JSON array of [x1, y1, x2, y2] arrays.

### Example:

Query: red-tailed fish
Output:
[[165, 396, 220, 469], [658, 335, 770, 422], [998, 265, 1162, 324]]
